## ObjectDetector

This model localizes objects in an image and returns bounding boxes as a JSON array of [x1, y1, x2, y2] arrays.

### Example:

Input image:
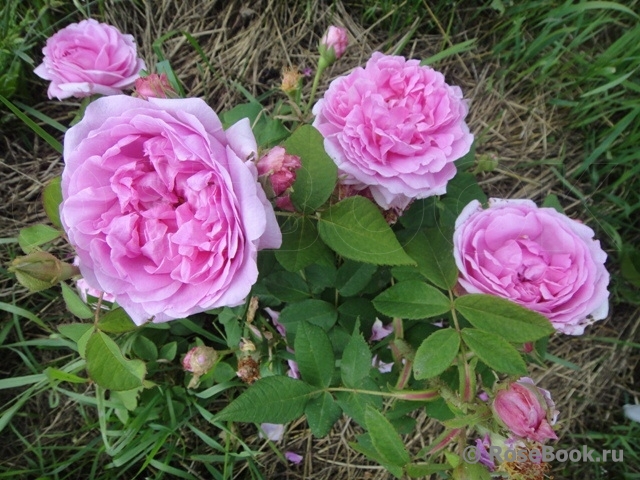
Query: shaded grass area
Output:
[[1, 0, 639, 478]]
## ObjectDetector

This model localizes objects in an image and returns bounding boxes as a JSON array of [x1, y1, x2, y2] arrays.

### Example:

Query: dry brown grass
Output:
[[1, 0, 638, 478]]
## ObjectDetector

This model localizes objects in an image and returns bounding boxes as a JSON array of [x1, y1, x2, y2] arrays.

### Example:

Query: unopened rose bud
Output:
[[281, 67, 302, 94], [183, 346, 217, 376], [493, 377, 559, 443], [256, 146, 301, 196], [9, 251, 79, 292], [134, 73, 177, 100], [319, 26, 348, 64]]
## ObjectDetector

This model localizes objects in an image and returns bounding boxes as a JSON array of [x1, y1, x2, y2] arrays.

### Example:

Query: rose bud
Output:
[[256, 146, 301, 197], [183, 346, 217, 376], [134, 73, 177, 100], [493, 377, 559, 443], [319, 26, 348, 63], [9, 251, 79, 292]]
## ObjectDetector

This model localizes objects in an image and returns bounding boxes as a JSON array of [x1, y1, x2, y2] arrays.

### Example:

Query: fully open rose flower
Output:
[[34, 19, 146, 100], [313, 52, 473, 211], [61, 95, 281, 324], [453, 199, 609, 335], [493, 377, 559, 443]]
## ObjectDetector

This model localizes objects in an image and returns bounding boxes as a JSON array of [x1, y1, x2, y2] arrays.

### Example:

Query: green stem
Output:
[[303, 58, 329, 119]]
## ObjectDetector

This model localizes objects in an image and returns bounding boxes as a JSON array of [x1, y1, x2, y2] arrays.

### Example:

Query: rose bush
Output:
[[61, 95, 281, 324], [453, 198, 609, 335], [34, 19, 146, 99], [312, 52, 473, 211]]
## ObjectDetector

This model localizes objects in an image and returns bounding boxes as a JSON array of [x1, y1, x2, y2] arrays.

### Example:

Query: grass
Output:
[[1, 0, 639, 478]]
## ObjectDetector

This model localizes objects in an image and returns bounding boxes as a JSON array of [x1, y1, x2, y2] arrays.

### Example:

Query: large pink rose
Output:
[[312, 52, 473, 210], [453, 199, 609, 335], [34, 19, 146, 100], [61, 95, 281, 324]]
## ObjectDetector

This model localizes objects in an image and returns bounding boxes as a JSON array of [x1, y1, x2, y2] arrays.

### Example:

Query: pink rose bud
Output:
[[320, 26, 348, 60], [493, 377, 559, 443], [182, 346, 217, 376], [256, 146, 301, 196], [134, 73, 177, 100]]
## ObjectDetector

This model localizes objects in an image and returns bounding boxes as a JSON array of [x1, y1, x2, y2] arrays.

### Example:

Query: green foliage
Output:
[[460, 328, 527, 376], [317, 196, 415, 265], [304, 391, 342, 437], [85, 331, 146, 391], [373, 280, 451, 320], [294, 321, 335, 388], [275, 216, 331, 271], [413, 329, 460, 379]]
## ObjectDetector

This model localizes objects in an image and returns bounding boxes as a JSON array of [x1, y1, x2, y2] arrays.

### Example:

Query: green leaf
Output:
[[279, 299, 338, 335], [317, 196, 415, 266], [295, 322, 335, 388], [305, 392, 342, 437], [275, 216, 330, 272], [85, 331, 146, 391], [133, 335, 158, 362], [341, 325, 372, 388], [0, 94, 62, 153], [264, 271, 311, 302], [373, 281, 451, 319], [439, 173, 487, 228], [284, 125, 337, 213], [351, 434, 404, 479], [454, 295, 555, 342], [97, 308, 137, 333], [58, 323, 94, 344], [460, 329, 527, 376], [400, 229, 458, 290], [335, 377, 383, 426], [42, 177, 63, 228], [159, 341, 178, 361], [413, 329, 460, 379], [365, 406, 411, 468], [61, 283, 93, 319], [18, 224, 61, 253], [216, 376, 315, 423], [336, 260, 378, 297]]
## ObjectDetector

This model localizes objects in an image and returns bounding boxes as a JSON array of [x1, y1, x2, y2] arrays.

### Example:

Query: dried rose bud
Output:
[[183, 346, 217, 376], [281, 67, 302, 94], [237, 355, 261, 384], [134, 73, 177, 100], [9, 251, 79, 292]]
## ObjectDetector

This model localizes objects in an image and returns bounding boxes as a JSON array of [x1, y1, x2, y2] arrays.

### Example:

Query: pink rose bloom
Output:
[[61, 95, 281, 324], [453, 199, 609, 335], [493, 377, 559, 443], [313, 52, 473, 211], [256, 146, 301, 196], [134, 73, 176, 100], [320, 26, 349, 59], [34, 19, 146, 100]]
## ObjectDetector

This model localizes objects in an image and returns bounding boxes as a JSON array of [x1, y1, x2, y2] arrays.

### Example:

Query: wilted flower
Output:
[[372, 354, 393, 373], [475, 435, 496, 472], [34, 19, 145, 99], [134, 73, 177, 100], [183, 346, 217, 375], [453, 198, 610, 335], [281, 67, 302, 94], [493, 377, 559, 443]]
